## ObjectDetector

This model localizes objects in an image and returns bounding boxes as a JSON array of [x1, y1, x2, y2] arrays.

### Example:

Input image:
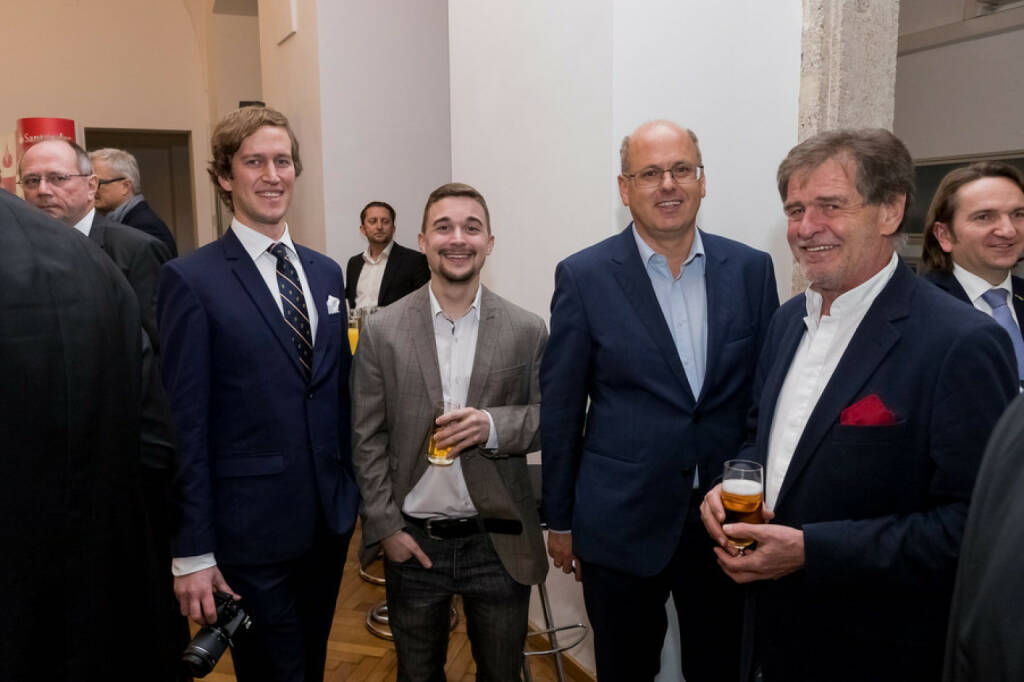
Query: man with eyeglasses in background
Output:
[[540, 120, 778, 681], [91, 147, 178, 257]]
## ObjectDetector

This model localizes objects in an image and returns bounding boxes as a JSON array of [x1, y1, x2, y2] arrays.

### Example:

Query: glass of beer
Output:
[[347, 313, 360, 355], [721, 459, 764, 550], [427, 399, 462, 466]]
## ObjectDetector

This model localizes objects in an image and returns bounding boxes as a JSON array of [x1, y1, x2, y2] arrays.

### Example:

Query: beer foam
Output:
[[722, 478, 762, 495]]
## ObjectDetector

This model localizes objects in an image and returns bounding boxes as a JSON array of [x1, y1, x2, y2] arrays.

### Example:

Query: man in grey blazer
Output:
[[352, 182, 548, 681]]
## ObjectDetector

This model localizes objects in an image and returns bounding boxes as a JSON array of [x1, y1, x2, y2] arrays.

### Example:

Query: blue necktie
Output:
[[981, 288, 1024, 381], [269, 243, 313, 379]]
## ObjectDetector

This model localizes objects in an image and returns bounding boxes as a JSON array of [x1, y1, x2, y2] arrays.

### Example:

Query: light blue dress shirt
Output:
[[632, 225, 708, 399]]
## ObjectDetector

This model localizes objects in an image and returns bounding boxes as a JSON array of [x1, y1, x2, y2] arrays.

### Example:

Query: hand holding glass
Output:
[[721, 460, 764, 550], [427, 400, 463, 466]]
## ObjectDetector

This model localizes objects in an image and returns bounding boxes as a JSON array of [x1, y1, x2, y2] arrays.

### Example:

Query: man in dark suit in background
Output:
[[345, 200, 430, 311], [158, 106, 359, 682], [920, 161, 1024, 383], [701, 129, 1017, 682], [944, 394, 1024, 682], [0, 188, 160, 682], [541, 120, 779, 682], [91, 147, 179, 256], [20, 136, 184, 679]]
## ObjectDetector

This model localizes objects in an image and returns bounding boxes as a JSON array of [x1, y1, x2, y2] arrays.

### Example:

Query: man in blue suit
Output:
[[158, 107, 359, 682], [701, 129, 1018, 682], [541, 120, 779, 681]]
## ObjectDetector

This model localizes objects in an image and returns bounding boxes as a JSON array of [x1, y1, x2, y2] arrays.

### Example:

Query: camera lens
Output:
[[181, 628, 229, 677]]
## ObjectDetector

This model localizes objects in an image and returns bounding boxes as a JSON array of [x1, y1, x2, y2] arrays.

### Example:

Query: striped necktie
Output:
[[269, 242, 313, 379], [981, 288, 1024, 382]]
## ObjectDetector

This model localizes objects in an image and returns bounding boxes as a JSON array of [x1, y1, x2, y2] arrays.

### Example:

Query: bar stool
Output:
[[522, 463, 588, 682]]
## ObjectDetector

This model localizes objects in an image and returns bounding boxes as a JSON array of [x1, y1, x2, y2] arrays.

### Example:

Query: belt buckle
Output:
[[425, 518, 443, 541]]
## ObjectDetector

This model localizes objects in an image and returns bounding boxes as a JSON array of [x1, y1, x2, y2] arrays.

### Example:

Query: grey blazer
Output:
[[351, 284, 548, 586]]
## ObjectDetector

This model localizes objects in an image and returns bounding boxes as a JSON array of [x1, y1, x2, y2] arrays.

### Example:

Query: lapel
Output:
[[407, 285, 444, 486], [1012, 276, 1024, 332], [700, 231, 729, 403], [87, 214, 107, 250], [927, 269, 970, 304], [299, 245, 335, 384], [776, 262, 912, 506], [610, 227, 695, 404], [466, 287, 500, 409], [377, 243, 400, 305], [221, 229, 307, 380], [756, 301, 808, 465]]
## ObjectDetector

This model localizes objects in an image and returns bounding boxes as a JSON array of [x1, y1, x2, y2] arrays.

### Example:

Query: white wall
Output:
[[448, 1, 802, 675], [317, 0, 452, 266], [209, 13, 263, 122], [895, 28, 1024, 160], [0, 0, 216, 245]]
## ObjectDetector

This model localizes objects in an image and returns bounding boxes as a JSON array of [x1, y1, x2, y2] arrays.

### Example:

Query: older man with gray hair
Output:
[[90, 147, 177, 256]]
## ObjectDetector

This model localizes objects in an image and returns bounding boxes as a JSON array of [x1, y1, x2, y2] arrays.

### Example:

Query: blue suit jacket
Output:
[[157, 229, 359, 566], [742, 261, 1017, 682], [540, 226, 778, 576]]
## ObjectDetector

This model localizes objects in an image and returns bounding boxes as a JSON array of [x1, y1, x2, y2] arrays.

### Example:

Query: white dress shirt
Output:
[[354, 240, 394, 310], [172, 218, 317, 577], [951, 263, 1019, 326], [402, 284, 498, 519], [72, 207, 96, 237], [764, 252, 898, 511]]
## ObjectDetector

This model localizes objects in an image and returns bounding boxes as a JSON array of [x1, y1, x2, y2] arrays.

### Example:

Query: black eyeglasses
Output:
[[97, 176, 126, 186], [18, 173, 91, 189]]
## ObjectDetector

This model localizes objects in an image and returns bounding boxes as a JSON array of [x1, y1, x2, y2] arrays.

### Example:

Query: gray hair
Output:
[[89, 147, 142, 194], [19, 136, 92, 175], [620, 122, 702, 174], [777, 128, 915, 231]]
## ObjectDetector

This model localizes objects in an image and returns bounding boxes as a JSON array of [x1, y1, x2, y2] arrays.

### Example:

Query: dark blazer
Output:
[[0, 190, 161, 680], [923, 267, 1024, 331], [540, 226, 778, 576], [944, 395, 1024, 682], [88, 213, 172, 347], [122, 198, 178, 257], [157, 228, 359, 565], [742, 261, 1017, 682], [345, 241, 430, 309]]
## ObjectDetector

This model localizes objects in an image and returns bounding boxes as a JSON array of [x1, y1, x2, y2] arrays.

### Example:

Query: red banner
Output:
[[16, 117, 76, 161]]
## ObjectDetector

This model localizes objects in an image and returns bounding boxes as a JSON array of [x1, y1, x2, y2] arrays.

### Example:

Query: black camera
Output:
[[181, 591, 252, 677]]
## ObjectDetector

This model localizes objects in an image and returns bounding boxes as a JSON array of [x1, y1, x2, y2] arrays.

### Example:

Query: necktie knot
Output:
[[269, 242, 289, 261], [982, 288, 1009, 310]]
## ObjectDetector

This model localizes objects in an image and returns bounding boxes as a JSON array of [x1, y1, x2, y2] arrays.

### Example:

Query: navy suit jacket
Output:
[[540, 226, 778, 577], [122, 199, 178, 257], [157, 229, 359, 566], [742, 261, 1017, 682], [923, 268, 1024, 332], [345, 241, 430, 310]]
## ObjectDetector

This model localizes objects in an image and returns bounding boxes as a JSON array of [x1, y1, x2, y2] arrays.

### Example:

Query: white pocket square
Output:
[[326, 295, 341, 315]]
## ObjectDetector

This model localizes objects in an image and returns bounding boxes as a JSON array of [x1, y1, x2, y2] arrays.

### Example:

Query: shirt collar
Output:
[[632, 223, 705, 268], [230, 217, 297, 261], [804, 251, 899, 323], [428, 283, 482, 323], [108, 193, 144, 224], [73, 207, 96, 237], [363, 239, 395, 265], [952, 262, 1013, 304]]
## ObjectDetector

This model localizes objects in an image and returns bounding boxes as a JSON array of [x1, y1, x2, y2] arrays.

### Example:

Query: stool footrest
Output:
[[524, 623, 588, 656]]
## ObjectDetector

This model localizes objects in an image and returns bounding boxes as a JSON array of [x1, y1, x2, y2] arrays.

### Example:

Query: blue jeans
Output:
[[384, 523, 530, 682]]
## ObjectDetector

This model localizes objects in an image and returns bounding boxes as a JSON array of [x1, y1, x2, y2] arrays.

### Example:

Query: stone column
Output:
[[792, 0, 900, 292]]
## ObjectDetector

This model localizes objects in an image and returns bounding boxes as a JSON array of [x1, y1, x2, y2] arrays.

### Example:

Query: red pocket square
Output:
[[840, 393, 896, 426]]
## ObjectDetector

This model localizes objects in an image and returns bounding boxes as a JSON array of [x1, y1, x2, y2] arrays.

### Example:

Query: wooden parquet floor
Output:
[[195, 521, 589, 682]]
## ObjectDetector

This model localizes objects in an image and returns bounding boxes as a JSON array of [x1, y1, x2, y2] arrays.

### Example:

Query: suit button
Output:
[[692, 411, 701, 424], [307, 392, 314, 399]]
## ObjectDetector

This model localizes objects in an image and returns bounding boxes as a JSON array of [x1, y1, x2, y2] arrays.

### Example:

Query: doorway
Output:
[[84, 128, 197, 254]]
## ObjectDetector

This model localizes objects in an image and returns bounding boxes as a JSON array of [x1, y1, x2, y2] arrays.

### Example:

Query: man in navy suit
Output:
[[920, 161, 1024, 383], [158, 107, 359, 682], [701, 129, 1018, 681], [345, 200, 430, 311], [541, 120, 778, 681]]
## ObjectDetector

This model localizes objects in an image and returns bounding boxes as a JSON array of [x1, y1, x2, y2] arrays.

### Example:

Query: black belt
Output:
[[402, 514, 522, 540]]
